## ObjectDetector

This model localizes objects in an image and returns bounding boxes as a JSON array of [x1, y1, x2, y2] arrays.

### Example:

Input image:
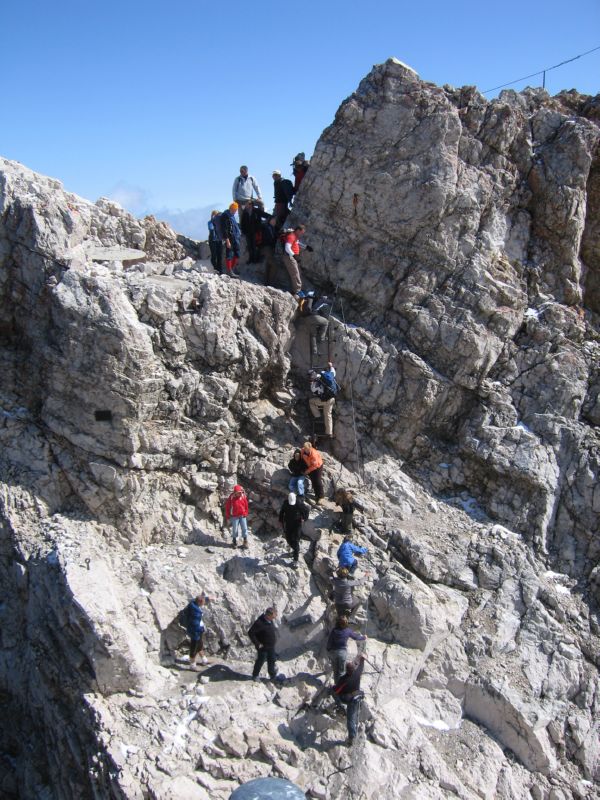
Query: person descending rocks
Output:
[[279, 491, 309, 567], [240, 200, 264, 264], [301, 441, 325, 504], [223, 203, 241, 276], [308, 362, 338, 438], [282, 224, 311, 295], [287, 448, 309, 497], [337, 534, 367, 575], [207, 210, 223, 274], [330, 567, 363, 618], [225, 484, 249, 548], [292, 152, 310, 192], [261, 215, 279, 286], [297, 290, 333, 355], [272, 169, 295, 227], [332, 654, 367, 745], [248, 607, 282, 683], [326, 615, 367, 681], [232, 165, 262, 218], [183, 594, 211, 670], [334, 488, 355, 534]]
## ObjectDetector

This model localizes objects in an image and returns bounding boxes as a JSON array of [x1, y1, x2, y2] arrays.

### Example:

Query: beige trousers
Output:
[[309, 397, 335, 435]]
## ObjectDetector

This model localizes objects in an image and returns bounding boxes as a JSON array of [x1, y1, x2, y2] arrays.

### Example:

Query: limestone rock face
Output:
[[292, 58, 600, 574], [0, 59, 599, 800]]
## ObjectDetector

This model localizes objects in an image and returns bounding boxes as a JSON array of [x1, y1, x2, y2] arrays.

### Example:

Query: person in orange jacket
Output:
[[301, 441, 325, 503], [225, 484, 249, 548]]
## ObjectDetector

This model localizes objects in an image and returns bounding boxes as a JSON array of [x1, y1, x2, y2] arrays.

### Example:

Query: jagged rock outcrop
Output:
[[0, 57, 599, 800], [292, 57, 600, 574]]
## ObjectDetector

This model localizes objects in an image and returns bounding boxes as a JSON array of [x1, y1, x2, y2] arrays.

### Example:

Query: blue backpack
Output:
[[320, 370, 340, 399]]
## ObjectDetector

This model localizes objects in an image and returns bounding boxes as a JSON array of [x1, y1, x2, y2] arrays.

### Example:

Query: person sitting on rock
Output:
[[225, 484, 249, 548], [334, 488, 355, 534], [248, 607, 282, 683], [330, 567, 363, 618], [183, 594, 211, 669], [326, 615, 367, 681], [297, 290, 333, 356], [301, 441, 325, 504], [308, 362, 337, 438], [288, 448, 309, 497], [337, 535, 367, 575], [222, 202, 241, 276], [332, 654, 366, 746], [278, 492, 309, 566]]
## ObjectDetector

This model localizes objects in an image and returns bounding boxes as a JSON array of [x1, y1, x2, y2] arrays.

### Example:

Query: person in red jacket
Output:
[[225, 484, 249, 548]]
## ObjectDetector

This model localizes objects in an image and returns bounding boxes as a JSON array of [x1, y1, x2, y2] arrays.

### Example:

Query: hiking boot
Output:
[[241, 539, 249, 549], [346, 736, 355, 746], [200, 656, 208, 665], [232, 539, 238, 548]]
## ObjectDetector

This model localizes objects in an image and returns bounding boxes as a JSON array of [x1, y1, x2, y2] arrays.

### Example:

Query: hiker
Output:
[[333, 654, 366, 745], [326, 616, 367, 681], [337, 535, 367, 575], [334, 488, 355, 534], [240, 200, 263, 264], [330, 567, 363, 618], [282, 224, 311, 295], [287, 448, 309, 497], [207, 210, 223, 274], [232, 165, 262, 218], [261, 216, 279, 286], [301, 441, 325, 504], [292, 152, 310, 192], [279, 492, 309, 565], [248, 607, 281, 682], [308, 362, 337, 438], [225, 484, 249, 548], [297, 291, 332, 355], [223, 203, 241, 275], [272, 169, 294, 227], [183, 594, 211, 669]]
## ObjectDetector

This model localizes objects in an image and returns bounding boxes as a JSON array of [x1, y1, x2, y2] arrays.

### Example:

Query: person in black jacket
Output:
[[248, 607, 280, 682], [287, 448, 309, 497], [279, 492, 309, 565], [332, 654, 366, 745], [240, 200, 264, 264], [272, 170, 294, 227]]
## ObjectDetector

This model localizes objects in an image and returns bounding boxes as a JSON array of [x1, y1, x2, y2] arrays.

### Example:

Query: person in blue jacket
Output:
[[337, 536, 367, 575], [185, 594, 209, 669]]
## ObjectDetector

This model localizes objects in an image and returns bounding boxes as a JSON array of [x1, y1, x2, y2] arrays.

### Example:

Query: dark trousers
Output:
[[274, 202, 289, 227], [245, 233, 259, 263], [284, 525, 301, 561], [209, 240, 223, 272], [308, 467, 324, 500], [263, 244, 278, 286], [189, 632, 204, 659], [253, 647, 277, 679]]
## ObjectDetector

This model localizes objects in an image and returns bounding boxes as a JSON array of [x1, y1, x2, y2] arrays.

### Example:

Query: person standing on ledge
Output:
[[282, 224, 312, 295], [248, 607, 282, 683], [232, 165, 261, 219], [272, 169, 294, 227], [222, 203, 241, 275], [279, 491, 309, 566], [301, 441, 325, 504], [183, 594, 212, 669], [225, 484, 249, 548], [207, 210, 223, 274]]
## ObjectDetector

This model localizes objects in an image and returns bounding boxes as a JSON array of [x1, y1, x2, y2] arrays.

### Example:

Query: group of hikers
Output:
[[207, 154, 313, 293], [180, 442, 370, 745]]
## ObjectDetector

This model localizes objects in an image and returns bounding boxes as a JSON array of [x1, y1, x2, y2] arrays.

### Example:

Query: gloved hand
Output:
[[306, 245, 314, 252]]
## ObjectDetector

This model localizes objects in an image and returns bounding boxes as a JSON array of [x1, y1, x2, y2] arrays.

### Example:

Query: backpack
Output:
[[281, 178, 294, 203], [178, 604, 190, 629], [320, 370, 340, 398], [276, 228, 294, 257], [312, 296, 332, 318], [212, 212, 225, 241]]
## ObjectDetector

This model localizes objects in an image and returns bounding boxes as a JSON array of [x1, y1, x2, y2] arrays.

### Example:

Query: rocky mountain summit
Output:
[[0, 57, 599, 800]]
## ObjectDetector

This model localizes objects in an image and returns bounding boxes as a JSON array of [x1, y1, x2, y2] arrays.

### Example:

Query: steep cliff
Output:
[[0, 57, 599, 800]]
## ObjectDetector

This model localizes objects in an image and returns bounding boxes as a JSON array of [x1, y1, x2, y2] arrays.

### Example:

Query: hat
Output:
[[229, 202, 238, 212], [233, 484, 243, 492], [288, 492, 297, 505], [272, 169, 282, 176]]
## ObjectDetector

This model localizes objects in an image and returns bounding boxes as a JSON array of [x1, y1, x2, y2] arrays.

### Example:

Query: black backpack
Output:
[[281, 178, 294, 203], [178, 604, 190, 628], [212, 212, 226, 241]]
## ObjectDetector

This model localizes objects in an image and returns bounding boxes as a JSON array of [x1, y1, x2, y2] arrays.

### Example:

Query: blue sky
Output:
[[1, 0, 598, 237]]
